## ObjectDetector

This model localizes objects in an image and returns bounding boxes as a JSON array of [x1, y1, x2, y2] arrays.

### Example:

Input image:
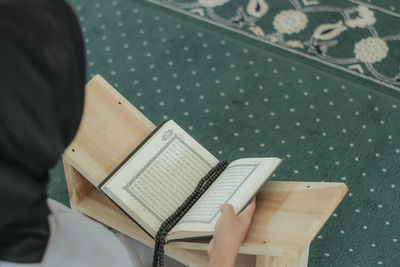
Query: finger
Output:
[[239, 198, 256, 219], [208, 238, 214, 258], [250, 197, 256, 210], [221, 203, 235, 214]]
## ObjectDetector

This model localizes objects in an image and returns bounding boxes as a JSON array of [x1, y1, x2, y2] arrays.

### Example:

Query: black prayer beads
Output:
[[152, 160, 229, 267]]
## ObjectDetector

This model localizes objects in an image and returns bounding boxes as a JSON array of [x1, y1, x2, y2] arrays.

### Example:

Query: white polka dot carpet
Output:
[[47, 0, 400, 266]]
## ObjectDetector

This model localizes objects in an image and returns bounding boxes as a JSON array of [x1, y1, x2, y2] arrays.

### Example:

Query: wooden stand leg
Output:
[[63, 158, 94, 210], [256, 246, 309, 267]]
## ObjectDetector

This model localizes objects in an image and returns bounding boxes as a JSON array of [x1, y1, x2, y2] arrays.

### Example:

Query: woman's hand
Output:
[[208, 198, 256, 267]]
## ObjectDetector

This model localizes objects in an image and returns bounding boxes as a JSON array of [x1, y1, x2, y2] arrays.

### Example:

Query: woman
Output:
[[0, 0, 255, 266]]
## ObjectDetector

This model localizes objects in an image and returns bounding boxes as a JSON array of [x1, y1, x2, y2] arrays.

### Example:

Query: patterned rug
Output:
[[48, 0, 400, 266], [146, 0, 400, 92]]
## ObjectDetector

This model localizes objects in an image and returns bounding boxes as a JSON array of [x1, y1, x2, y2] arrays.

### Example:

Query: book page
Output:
[[101, 120, 219, 236], [168, 157, 281, 240]]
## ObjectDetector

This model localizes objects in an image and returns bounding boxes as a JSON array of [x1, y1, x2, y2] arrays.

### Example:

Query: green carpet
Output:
[[146, 0, 400, 91], [48, 0, 400, 266]]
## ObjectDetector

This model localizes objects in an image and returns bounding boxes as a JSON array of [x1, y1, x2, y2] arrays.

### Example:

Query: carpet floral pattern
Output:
[[148, 0, 400, 91]]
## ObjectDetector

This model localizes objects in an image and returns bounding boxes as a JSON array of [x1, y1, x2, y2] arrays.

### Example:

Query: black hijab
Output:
[[0, 0, 85, 263]]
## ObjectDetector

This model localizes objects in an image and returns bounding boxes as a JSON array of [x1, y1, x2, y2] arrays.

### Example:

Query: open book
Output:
[[100, 120, 281, 242]]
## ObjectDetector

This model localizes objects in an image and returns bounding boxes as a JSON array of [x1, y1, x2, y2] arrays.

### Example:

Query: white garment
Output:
[[0, 199, 184, 267]]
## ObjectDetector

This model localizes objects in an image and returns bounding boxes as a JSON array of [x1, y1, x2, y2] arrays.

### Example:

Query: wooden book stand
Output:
[[62, 75, 348, 267]]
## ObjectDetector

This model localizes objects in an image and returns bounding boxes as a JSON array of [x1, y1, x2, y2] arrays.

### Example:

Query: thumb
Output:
[[238, 198, 256, 220], [221, 203, 235, 214]]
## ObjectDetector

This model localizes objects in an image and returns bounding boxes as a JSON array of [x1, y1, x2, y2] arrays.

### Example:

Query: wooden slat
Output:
[[63, 75, 155, 186], [63, 158, 93, 209], [168, 182, 347, 257], [256, 246, 309, 267], [68, 161, 346, 258]]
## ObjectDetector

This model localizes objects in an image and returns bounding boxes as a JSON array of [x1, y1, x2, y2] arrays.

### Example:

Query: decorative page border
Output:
[[179, 163, 260, 224], [123, 134, 214, 222]]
